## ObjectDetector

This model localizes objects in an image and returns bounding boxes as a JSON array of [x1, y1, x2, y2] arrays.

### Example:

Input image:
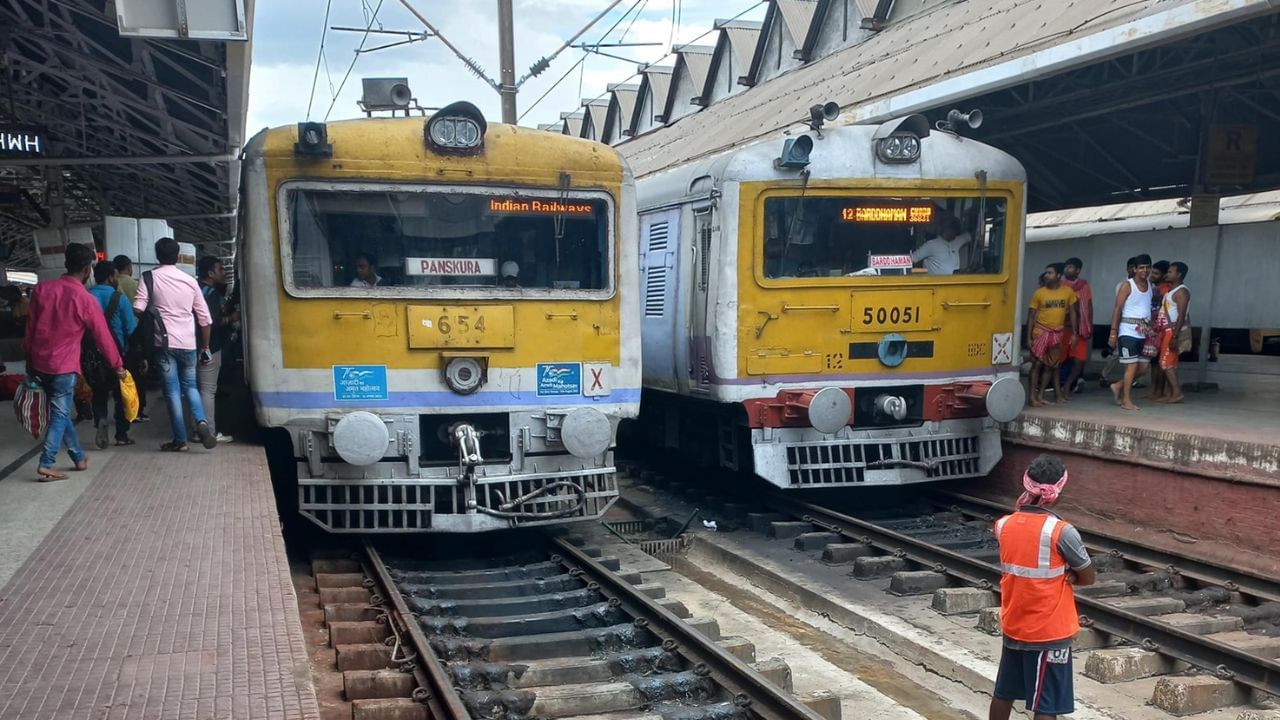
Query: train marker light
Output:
[[294, 122, 332, 157], [775, 135, 813, 169], [426, 101, 487, 151]]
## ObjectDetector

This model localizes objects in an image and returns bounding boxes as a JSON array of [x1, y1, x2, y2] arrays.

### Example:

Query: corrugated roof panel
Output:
[[560, 111, 585, 136], [644, 66, 675, 121], [776, 0, 820, 49], [722, 22, 764, 67], [617, 0, 1207, 177], [581, 100, 609, 140], [679, 45, 716, 95], [609, 84, 641, 136]]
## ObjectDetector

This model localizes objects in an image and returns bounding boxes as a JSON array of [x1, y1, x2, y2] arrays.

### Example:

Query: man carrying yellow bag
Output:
[[88, 261, 137, 446], [119, 371, 139, 424]]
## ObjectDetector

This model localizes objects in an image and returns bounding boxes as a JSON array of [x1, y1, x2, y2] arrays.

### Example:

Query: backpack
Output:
[[81, 291, 123, 392], [131, 270, 169, 358]]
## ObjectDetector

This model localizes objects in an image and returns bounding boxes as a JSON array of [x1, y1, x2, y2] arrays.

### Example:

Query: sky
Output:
[[246, 0, 767, 134]]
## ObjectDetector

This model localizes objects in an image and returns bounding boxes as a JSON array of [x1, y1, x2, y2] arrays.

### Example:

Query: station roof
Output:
[[0, 0, 252, 268], [615, 0, 1280, 213]]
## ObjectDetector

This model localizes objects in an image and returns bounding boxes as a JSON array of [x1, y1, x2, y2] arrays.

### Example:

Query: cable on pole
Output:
[[306, 0, 335, 120], [324, 0, 386, 121]]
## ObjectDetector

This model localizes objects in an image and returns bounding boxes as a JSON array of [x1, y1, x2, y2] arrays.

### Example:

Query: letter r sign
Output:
[[583, 362, 611, 397]]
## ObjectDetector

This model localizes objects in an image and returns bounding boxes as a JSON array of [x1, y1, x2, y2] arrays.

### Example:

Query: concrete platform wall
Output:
[[958, 443, 1280, 578]]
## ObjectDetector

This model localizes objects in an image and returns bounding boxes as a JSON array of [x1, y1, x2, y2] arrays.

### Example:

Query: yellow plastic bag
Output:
[[119, 370, 140, 423]]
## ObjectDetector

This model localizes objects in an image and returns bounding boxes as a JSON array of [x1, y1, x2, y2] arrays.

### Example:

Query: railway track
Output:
[[758, 492, 1280, 703], [304, 535, 826, 720]]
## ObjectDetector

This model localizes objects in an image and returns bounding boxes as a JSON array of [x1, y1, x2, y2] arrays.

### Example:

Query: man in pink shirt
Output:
[[24, 244, 125, 480], [133, 237, 217, 451]]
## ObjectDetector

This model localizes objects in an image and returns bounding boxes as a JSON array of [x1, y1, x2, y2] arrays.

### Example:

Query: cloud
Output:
[[247, 0, 766, 132]]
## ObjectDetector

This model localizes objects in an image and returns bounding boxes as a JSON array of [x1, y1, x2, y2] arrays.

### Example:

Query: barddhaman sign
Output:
[[405, 257, 498, 276], [0, 126, 46, 157]]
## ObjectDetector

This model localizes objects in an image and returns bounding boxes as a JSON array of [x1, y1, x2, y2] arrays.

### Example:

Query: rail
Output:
[[936, 491, 1280, 605], [766, 495, 1280, 698], [361, 536, 825, 720], [362, 542, 473, 720], [551, 537, 828, 720]]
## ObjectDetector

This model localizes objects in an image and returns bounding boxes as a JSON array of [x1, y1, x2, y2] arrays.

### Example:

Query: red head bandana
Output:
[[1017, 468, 1068, 507]]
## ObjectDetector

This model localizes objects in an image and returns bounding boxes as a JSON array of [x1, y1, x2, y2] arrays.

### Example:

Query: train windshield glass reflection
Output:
[[762, 195, 1008, 278], [287, 188, 609, 291]]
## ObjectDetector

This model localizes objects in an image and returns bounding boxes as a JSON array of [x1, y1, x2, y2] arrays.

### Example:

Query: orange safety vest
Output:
[[994, 510, 1080, 644]]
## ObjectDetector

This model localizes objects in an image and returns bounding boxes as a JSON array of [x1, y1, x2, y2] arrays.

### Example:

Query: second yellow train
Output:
[[633, 113, 1027, 488]]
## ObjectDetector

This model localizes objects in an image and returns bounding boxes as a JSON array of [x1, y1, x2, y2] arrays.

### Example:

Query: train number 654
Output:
[[436, 314, 487, 334], [861, 306, 920, 325]]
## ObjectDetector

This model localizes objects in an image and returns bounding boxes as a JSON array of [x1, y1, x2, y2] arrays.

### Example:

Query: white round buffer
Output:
[[808, 387, 852, 434], [560, 408, 612, 459], [985, 376, 1026, 423], [332, 411, 390, 466]]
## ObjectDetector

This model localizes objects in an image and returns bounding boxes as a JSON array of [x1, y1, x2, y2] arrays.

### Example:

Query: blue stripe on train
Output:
[[254, 388, 642, 409]]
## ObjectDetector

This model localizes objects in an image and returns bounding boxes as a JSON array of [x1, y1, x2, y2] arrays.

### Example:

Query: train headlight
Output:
[[876, 132, 921, 163], [443, 356, 486, 395], [561, 408, 611, 459], [332, 411, 390, 466], [425, 101, 487, 151]]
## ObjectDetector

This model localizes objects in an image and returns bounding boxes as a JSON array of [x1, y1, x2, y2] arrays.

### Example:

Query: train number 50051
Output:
[[861, 306, 920, 325]]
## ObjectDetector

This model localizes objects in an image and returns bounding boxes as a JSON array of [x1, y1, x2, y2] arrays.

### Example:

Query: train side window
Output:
[[761, 195, 1008, 279], [285, 188, 611, 293]]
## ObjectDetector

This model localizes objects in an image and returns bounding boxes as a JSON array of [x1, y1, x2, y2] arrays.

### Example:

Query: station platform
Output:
[[1005, 354, 1280, 483], [961, 353, 1280, 578], [0, 392, 320, 719]]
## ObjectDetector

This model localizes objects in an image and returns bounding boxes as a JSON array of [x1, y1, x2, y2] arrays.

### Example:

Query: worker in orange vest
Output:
[[990, 454, 1096, 720]]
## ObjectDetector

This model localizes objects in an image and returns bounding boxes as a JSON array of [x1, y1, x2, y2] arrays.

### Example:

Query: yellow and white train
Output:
[[238, 102, 639, 532], [635, 114, 1026, 488]]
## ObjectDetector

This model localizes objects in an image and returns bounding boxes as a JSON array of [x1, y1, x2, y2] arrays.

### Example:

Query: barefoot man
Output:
[[1027, 263, 1078, 407], [1157, 261, 1191, 404], [1108, 254, 1152, 411]]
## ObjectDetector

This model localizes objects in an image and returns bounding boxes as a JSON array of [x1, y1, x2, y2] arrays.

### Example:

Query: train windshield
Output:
[[761, 195, 1008, 279], [285, 186, 610, 293]]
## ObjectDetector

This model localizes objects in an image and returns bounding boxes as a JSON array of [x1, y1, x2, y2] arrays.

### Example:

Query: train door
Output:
[[687, 204, 714, 393], [639, 209, 679, 391]]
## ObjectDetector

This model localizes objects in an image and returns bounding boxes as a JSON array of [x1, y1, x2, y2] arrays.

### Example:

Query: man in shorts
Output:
[[1026, 263, 1078, 407], [990, 453, 1095, 720], [1108, 254, 1152, 411]]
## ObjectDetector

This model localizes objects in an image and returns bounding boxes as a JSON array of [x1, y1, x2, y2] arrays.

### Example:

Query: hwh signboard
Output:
[[0, 126, 46, 157]]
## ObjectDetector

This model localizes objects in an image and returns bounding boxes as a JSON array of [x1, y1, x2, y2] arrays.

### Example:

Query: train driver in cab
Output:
[[911, 216, 972, 275], [349, 253, 383, 288], [500, 260, 521, 288]]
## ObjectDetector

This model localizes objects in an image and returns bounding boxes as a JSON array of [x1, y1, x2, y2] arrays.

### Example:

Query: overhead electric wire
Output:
[[518, 0, 647, 122], [522, 0, 764, 123], [324, 0, 386, 121], [306, 0, 335, 120]]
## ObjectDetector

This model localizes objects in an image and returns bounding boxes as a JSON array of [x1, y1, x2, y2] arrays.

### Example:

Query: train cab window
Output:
[[761, 195, 1008, 279], [285, 187, 610, 293]]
